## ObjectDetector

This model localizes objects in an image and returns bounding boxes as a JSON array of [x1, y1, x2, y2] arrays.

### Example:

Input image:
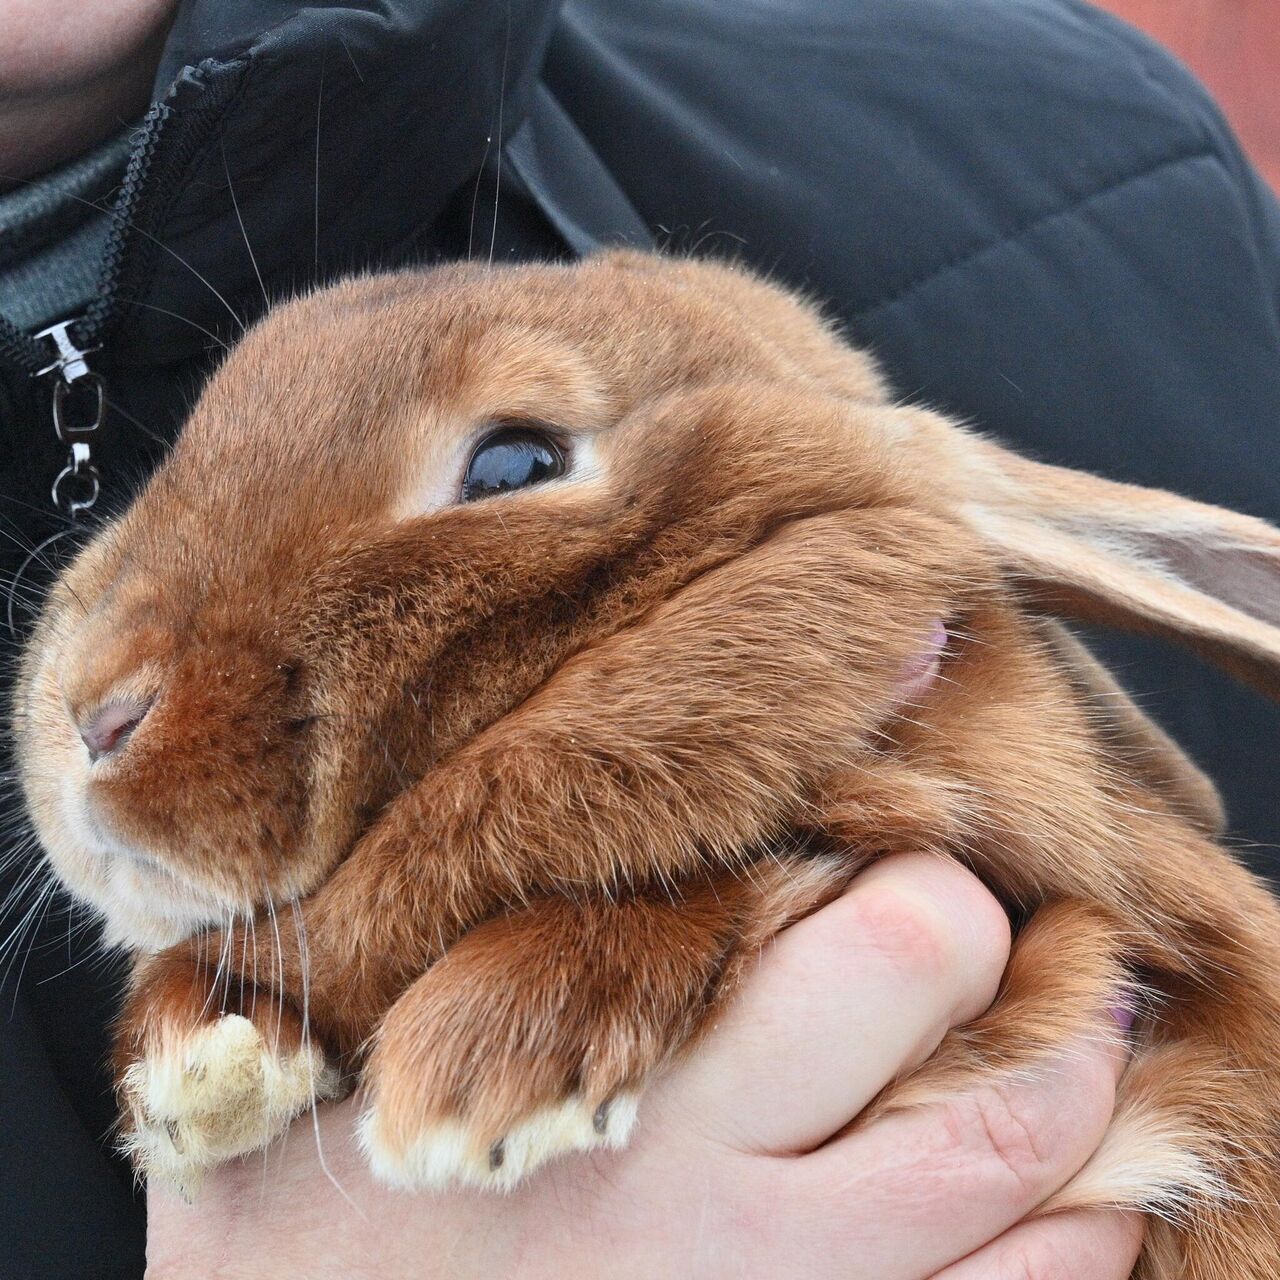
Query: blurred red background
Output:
[[1098, 0, 1279, 190]]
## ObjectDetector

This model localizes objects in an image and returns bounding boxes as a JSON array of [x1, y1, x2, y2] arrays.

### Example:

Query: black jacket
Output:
[[2, 2, 1278, 1275]]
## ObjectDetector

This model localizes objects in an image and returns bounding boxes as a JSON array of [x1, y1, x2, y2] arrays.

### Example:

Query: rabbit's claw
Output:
[[359, 1088, 640, 1192], [119, 1013, 340, 1197]]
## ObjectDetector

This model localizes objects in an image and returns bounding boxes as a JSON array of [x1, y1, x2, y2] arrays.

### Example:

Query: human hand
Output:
[[147, 853, 1141, 1279]]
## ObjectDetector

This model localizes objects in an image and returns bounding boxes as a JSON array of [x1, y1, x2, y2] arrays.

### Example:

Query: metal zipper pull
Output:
[[34, 319, 104, 518]]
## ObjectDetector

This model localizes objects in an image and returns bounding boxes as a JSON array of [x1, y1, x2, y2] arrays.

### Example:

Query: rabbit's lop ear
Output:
[[934, 421, 1280, 698]]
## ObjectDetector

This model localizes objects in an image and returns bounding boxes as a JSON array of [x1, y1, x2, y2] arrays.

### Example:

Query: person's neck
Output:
[[0, 0, 174, 189]]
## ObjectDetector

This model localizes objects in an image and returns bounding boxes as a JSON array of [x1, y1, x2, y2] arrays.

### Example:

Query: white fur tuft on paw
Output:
[[359, 1092, 639, 1192], [121, 1014, 340, 1196], [1041, 1094, 1234, 1222]]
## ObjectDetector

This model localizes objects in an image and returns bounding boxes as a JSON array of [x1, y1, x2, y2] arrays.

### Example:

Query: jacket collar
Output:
[[108, 0, 561, 363]]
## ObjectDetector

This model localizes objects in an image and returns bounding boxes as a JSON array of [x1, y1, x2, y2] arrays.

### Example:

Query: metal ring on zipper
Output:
[[52, 371, 105, 443], [34, 318, 107, 518], [52, 442, 101, 517]]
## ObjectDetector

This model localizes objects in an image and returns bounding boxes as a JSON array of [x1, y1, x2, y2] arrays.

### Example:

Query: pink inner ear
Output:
[[898, 619, 948, 702], [1125, 532, 1280, 630]]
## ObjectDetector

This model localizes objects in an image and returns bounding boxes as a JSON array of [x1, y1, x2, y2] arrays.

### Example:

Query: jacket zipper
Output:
[[0, 62, 247, 517], [32, 320, 105, 517], [0, 100, 171, 518]]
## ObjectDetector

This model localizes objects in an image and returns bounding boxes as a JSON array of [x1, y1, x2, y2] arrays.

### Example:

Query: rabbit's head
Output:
[[15, 252, 1280, 949]]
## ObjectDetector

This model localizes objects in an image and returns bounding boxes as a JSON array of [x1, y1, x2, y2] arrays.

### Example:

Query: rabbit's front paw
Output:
[[356, 916, 661, 1192], [357, 861, 847, 1193], [116, 954, 340, 1196]]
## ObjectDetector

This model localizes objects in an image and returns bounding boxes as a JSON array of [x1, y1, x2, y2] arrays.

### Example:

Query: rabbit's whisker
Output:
[[290, 895, 363, 1215]]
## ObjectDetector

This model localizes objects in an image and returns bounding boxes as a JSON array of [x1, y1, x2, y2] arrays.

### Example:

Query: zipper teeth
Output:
[[0, 99, 175, 376], [0, 314, 46, 375], [0, 58, 254, 451], [73, 99, 173, 348], [72, 60, 249, 352], [0, 59, 246, 381]]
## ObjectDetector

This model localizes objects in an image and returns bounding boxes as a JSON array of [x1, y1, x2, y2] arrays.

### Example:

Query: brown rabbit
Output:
[[14, 251, 1280, 1277]]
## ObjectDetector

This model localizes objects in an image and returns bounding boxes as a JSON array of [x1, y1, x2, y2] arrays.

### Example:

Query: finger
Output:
[[651, 852, 1011, 1153], [932, 1209, 1145, 1280], [784, 1016, 1131, 1280]]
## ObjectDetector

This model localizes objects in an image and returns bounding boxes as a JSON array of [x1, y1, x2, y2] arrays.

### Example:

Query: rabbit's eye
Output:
[[462, 427, 565, 502]]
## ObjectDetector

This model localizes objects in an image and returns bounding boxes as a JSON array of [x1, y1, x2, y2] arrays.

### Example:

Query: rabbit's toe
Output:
[[359, 1090, 639, 1191], [120, 1013, 340, 1197]]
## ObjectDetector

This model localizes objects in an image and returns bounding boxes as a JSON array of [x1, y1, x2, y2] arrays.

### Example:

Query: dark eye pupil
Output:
[[462, 428, 565, 502]]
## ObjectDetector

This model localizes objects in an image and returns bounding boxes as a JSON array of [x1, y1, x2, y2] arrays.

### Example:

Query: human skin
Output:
[[0, 0, 176, 186], [147, 855, 1143, 1279]]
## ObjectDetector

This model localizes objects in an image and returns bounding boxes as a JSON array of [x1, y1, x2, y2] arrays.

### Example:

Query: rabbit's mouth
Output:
[[40, 783, 228, 950]]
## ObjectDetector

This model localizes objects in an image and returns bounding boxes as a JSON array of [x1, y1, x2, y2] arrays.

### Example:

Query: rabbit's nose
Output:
[[79, 698, 152, 763]]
